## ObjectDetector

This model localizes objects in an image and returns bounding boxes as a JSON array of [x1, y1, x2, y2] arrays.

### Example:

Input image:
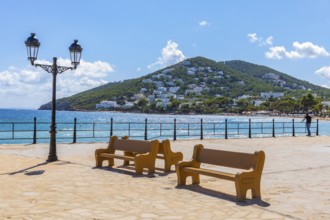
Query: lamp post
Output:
[[25, 33, 83, 162]]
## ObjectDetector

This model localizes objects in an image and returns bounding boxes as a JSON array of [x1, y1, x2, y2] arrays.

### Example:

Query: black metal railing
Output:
[[0, 117, 319, 144]]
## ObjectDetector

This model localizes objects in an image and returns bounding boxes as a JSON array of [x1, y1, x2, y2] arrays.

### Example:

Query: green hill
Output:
[[39, 56, 330, 113]]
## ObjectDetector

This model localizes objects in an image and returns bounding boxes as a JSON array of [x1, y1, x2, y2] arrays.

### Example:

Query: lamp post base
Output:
[[46, 155, 58, 162], [47, 130, 58, 162]]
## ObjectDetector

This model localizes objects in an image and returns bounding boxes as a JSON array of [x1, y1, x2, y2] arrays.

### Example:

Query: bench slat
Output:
[[198, 149, 255, 170], [114, 139, 151, 153], [183, 167, 236, 181], [100, 153, 135, 161]]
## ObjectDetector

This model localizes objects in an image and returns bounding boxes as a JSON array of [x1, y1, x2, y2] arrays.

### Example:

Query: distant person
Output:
[[302, 113, 312, 136]]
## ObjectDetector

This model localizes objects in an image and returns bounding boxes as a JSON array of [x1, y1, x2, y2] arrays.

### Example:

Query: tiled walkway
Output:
[[1, 136, 329, 219]]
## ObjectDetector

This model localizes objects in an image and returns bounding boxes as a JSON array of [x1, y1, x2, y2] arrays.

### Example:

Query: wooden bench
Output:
[[176, 144, 265, 201], [119, 137, 183, 172], [95, 136, 159, 174]]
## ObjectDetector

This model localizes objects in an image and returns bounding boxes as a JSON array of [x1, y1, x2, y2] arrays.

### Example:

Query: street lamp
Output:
[[25, 33, 83, 162]]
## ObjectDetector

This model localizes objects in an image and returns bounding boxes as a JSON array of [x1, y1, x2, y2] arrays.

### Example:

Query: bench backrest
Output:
[[113, 138, 153, 154], [193, 144, 265, 171]]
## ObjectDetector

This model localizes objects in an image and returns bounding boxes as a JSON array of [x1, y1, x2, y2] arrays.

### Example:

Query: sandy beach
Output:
[[1, 136, 330, 219]]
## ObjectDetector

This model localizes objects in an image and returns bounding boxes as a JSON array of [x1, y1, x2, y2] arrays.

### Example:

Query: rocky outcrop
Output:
[[38, 100, 76, 111]]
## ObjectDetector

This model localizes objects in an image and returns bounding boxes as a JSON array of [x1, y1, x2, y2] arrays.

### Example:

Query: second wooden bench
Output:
[[95, 136, 159, 174], [176, 144, 265, 201], [121, 137, 183, 172]]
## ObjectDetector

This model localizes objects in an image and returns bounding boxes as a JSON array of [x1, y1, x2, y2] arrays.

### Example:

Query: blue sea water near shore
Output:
[[0, 109, 329, 144]]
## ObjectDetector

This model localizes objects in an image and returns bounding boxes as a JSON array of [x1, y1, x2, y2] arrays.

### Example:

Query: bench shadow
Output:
[[93, 165, 163, 178], [176, 184, 270, 207], [155, 167, 176, 176]]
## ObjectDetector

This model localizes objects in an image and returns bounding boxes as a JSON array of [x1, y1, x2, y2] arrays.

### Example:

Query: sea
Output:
[[1, 109, 329, 144]]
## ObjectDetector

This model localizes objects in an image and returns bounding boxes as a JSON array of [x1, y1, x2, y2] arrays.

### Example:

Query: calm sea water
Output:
[[0, 109, 329, 144]]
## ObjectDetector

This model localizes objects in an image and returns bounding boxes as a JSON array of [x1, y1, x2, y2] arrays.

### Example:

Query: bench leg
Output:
[[235, 181, 248, 202], [148, 167, 155, 174], [135, 165, 143, 175], [176, 171, 187, 185], [108, 158, 114, 167], [124, 152, 134, 165], [164, 162, 172, 172], [96, 157, 114, 167], [177, 169, 200, 185], [95, 157, 103, 167], [191, 173, 200, 184], [252, 183, 261, 198]]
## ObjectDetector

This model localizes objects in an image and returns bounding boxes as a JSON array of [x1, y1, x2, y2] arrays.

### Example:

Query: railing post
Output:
[[144, 118, 148, 140], [33, 117, 37, 144], [128, 122, 131, 137], [225, 119, 228, 139], [316, 119, 319, 136], [272, 119, 275, 137], [292, 119, 295, 137], [200, 118, 203, 140], [188, 123, 190, 136], [248, 119, 251, 138], [173, 118, 177, 141], [110, 118, 113, 137], [12, 123, 14, 140], [93, 123, 95, 138], [73, 118, 77, 143]]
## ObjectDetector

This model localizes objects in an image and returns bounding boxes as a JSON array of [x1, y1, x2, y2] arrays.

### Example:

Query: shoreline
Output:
[[1, 108, 330, 123]]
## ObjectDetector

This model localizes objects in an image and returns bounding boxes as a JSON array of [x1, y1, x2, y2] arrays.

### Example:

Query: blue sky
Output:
[[1, 0, 330, 108]]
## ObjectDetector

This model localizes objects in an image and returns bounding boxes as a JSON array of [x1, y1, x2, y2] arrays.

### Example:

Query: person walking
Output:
[[302, 113, 312, 136]]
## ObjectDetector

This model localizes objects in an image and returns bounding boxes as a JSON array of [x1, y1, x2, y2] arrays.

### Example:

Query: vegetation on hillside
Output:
[[39, 57, 330, 116]]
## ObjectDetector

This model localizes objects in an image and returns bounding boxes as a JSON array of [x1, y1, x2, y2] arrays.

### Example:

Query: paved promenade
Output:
[[1, 136, 330, 219]]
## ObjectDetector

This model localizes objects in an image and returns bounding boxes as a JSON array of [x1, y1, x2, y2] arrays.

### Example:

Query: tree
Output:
[[312, 102, 323, 115], [236, 98, 251, 114], [271, 96, 296, 114], [168, 99, 181, 112], [300, 93, 317, 113], [137, 98, 148, 112]]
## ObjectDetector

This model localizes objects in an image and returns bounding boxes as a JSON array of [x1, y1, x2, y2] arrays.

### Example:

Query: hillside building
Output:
[[260, 92, 284, 99], [96, 101, 118, 109]]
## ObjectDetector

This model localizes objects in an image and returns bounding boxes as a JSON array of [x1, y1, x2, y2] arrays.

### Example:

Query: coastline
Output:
[[3, 108, 330, 120]]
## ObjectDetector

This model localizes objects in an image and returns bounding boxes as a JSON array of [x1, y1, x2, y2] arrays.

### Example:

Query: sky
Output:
[[1, 0, 330, 109]]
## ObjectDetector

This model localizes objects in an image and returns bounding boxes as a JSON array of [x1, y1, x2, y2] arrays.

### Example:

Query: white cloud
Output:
[[247, 33, 258, 43], [247, 33, 273, 46], [321, 84, 330, 89], [315, 66, 330, 78], [266, 42, 330, 59], [199, 20, 210, 27], [314, 66, 330, 88], [265, 36, 274, 46], [321, 83, 330, 89], [0, 59, 113, 108], [147, 40, 186, 70]]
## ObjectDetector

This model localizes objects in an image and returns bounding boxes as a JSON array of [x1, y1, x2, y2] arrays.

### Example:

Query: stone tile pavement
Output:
[[1, 136, 330, 219]]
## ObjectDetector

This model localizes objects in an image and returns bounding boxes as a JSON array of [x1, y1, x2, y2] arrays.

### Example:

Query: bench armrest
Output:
[[235, 169, 255, 179], [95, 148, 115, 159], [176, 160, 200, 169], [135, 152, 153, 160], [235, 170, 260, 188]]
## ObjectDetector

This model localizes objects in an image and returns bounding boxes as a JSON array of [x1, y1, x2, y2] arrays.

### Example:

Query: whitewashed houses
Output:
[[260, 92, 284, 99], [96, 101, 118, 109]]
